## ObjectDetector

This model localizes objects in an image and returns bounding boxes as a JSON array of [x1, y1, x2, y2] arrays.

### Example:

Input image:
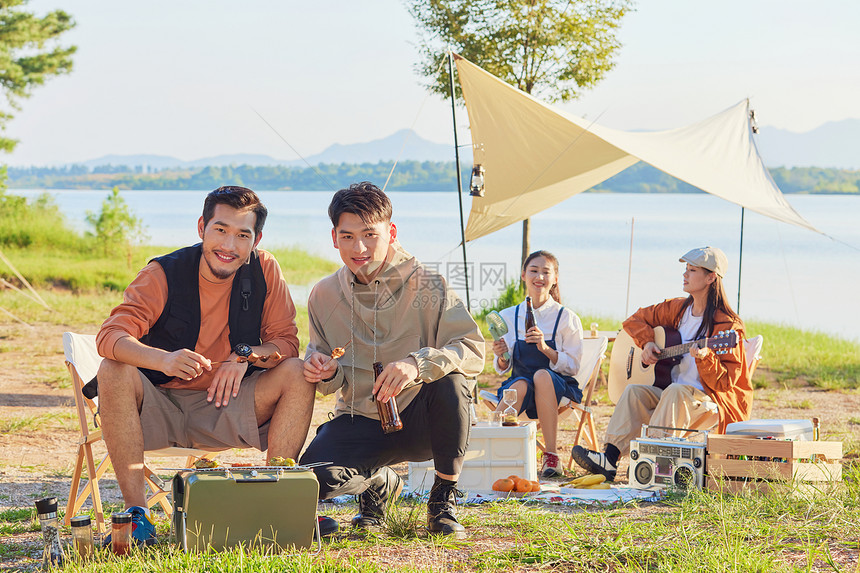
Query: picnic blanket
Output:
[[326, 485, 661, 507]]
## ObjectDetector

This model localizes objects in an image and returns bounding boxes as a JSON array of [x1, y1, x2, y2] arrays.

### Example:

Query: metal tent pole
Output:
[[737, 207, 745, 313], [448, 51, 470, 312], [625, 217, 635, 318]]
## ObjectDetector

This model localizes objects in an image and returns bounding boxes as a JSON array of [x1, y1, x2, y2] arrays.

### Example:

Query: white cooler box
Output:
[[724, 419, 814, 441], [407, 421, 537, 493]]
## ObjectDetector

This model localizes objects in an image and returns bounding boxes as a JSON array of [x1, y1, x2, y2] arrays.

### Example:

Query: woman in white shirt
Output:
[[491, 250, 584, 478]]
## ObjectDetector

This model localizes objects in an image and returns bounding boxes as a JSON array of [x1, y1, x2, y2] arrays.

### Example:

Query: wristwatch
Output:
[[233, 343, 253, 358]]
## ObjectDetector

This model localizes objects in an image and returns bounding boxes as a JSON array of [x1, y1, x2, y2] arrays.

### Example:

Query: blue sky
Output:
[[7, 0, 860, 165]]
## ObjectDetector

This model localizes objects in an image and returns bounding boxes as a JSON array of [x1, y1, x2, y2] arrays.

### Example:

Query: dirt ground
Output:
[[1, 321, 859, 569]]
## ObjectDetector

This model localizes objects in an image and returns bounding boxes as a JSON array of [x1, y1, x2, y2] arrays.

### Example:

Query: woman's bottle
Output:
[[34, 497, 65, 569], [372, 362, 404, 434], [70, 515, 94, 561], [524, 296, 536, 343]]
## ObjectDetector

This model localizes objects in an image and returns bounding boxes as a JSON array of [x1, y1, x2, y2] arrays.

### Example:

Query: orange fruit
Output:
[[492, 478, 515, 492], [515, 478, 532, 492], [507, 474, 520, 480], [530, 481, 541, 492]]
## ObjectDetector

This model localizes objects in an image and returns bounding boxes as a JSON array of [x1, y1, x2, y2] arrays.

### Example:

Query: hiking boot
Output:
[[427, 476, 466, 539], [541, 452, 564, 478], [314, 516, 339, 539], [570, 445, 617, 482], [102, 506, 157, 548], [350, 466, 403, 529]]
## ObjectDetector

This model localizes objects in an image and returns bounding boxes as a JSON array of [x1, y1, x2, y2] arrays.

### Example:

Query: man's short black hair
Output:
[[202, 186, 268, 237], [328, 182, 392, 228]]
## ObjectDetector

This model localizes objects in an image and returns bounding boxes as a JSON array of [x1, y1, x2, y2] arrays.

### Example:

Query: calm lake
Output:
[[12, 189, 860, 343]]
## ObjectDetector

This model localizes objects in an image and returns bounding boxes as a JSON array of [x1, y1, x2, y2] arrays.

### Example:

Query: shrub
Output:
[[0, 190, 84, 250], [85, 187, 148, 263]]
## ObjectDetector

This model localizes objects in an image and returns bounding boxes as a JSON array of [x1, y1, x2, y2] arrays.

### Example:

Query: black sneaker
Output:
[[351, 466, 403, 529], [571, 445, 617, 482], [315, 516, 338, 539], [427, 477, 466, 539]]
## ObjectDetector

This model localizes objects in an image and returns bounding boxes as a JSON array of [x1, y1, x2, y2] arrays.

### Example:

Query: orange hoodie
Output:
[[622, 297, 752, 433]]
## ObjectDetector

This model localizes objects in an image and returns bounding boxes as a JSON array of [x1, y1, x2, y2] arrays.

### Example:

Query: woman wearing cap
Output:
[[571, 246, 752, 481]]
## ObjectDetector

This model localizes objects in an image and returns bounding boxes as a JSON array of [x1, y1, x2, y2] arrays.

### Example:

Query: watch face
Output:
[[234, 343, 253, 357]]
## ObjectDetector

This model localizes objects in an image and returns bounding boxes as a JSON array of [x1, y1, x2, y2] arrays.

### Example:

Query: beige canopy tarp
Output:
[[454, 54, 818, 241]]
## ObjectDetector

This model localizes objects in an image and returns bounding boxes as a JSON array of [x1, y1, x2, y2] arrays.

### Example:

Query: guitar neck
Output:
[[660, 337, 707, 360]]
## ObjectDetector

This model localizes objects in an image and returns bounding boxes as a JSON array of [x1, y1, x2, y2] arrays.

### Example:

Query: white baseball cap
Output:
[[679, 246, 728, 278]]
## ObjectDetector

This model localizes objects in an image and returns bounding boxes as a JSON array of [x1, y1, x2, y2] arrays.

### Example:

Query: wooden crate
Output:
[[706, 435, 842, 493]]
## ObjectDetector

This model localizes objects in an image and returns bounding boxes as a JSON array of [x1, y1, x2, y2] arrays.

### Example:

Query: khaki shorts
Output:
[[139, 370, 270, 452]]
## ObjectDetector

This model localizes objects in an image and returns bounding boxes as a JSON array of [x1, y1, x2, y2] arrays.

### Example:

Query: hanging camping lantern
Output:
[[469, 164, 485, 197]]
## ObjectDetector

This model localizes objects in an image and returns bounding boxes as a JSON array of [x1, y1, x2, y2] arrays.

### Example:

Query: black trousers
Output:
[[299, 373, 473, 500]]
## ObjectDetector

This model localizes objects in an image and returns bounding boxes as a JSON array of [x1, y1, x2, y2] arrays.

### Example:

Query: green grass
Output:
[[267, 245, 339, 285], [0, 508, 38, 535], [4, 470, 859, 571], [746, 320, 860, 389]]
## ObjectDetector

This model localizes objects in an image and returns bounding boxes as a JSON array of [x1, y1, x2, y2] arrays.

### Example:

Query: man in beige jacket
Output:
[[300, 182, 485, 538]]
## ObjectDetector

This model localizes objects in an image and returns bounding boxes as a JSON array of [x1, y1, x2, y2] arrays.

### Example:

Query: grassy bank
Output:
[[746, 320, 860, 390], [0, 245, 339, 292]]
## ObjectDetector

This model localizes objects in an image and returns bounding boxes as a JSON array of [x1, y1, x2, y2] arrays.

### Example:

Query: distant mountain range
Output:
[[76, 129, 464, 170], [68, 119, 860, 170], [755, 119, 860, 169]]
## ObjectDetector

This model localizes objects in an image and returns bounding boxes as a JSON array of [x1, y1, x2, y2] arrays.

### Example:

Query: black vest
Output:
[[138, 243, 267, 385]]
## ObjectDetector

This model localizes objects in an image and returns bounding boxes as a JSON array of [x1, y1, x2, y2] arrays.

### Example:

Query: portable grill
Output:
[[169, 464, 324, 553]]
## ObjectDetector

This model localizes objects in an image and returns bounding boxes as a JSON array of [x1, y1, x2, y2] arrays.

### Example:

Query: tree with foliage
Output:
[[408, 0, 631, 265], [0, 0, 76, 158], [86, 187, 148, 265]]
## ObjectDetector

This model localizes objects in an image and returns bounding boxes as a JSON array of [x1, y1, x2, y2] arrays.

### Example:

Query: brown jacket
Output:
[[622, 297, 752, 433]]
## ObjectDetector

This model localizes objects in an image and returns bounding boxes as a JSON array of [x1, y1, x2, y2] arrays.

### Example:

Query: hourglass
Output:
[[501, 388, 518, 426]]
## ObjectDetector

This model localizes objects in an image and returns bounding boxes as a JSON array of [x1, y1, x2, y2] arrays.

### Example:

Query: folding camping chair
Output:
[[683, 334, 766, 438], [63, 332, 214, 533], [561, 336, 608, 462], [745, 335, 764, 378], [479, 337, 608, 462]]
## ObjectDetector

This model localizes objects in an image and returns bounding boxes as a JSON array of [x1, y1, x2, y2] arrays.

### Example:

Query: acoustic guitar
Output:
[[607, 326, 737, 404]]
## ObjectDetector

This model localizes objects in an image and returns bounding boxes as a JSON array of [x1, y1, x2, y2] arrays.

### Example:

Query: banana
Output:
[[583, 483, 611, 489], [560, 474, 607, 488], [572, 474, 606, 487]]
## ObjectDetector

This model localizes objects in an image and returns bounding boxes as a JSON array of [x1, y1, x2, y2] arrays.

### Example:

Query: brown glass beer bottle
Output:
[[524, 296, 536, 343], [373, 362, 404, 434]]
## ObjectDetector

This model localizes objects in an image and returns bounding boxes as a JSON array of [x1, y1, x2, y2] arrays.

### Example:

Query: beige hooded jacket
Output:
[[306, 244, 485, 419]]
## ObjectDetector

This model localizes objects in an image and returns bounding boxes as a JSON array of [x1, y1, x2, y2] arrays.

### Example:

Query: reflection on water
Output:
[[12, 189, 860, 342]]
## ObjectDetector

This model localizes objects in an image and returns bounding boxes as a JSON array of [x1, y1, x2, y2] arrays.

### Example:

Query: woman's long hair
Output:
[[676, 271, 742, 338], [522, 250, 561, 303]]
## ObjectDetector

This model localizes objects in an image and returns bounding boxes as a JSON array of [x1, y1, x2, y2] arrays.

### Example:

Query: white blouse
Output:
[[493, 297, 584, 377], [672, 305, 705, 392]]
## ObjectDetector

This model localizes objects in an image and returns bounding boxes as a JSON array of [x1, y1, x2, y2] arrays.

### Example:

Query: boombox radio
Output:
[[628, 425, 707, 491]]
